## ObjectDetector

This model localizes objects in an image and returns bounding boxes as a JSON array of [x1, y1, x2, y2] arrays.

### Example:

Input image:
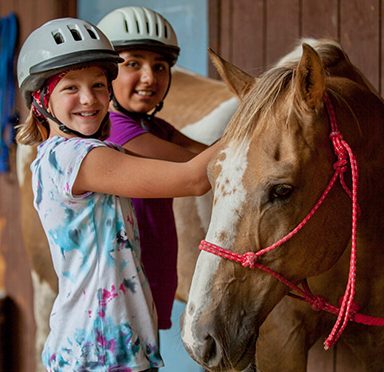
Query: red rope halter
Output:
[[199, 94, 384, 350]]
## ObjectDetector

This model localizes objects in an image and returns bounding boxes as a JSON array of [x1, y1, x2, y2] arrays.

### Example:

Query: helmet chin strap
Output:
[[32, 90, 107, 139]]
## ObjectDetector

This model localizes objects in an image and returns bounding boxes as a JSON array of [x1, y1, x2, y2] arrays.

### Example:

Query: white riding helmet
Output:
[[97, 7, 180, 66], [17, 17, 123, 107]]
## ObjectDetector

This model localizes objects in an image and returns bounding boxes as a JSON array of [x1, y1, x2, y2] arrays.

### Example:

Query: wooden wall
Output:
[[209, 0, 383, 95], [0, 2, 76, 371]]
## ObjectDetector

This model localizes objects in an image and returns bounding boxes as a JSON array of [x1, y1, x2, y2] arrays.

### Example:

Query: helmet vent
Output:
[[52, 32, 64, 45], [135, 20, 140, 33], [146, 21, 150, 34], [164, 25, 168, 38], [85, 27, 98, 40], [68, 27, 82, 41], [124, 19, 129, 33]]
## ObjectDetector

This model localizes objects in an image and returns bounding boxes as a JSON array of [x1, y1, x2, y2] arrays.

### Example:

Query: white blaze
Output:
[[182, 139, 250, 349]]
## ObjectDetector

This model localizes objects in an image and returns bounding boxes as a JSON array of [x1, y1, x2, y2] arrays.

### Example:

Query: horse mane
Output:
[[222, 38, 374, 143], [275, 38, 346, 70], [223, 66, 293, 142]]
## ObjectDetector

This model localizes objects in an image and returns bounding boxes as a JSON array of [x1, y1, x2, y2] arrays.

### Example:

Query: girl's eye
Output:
[[154, 63, 167, 72], [126, 60, 139, 68], [94, 82, 107, 88], [63, 85, 77, 92]]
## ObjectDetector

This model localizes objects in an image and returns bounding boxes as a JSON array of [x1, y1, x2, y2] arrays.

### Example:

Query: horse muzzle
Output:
[[181, 310, 258, 371]]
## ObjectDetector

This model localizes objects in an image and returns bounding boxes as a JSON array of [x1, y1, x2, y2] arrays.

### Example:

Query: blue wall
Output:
[[78, 0, 208, 76]]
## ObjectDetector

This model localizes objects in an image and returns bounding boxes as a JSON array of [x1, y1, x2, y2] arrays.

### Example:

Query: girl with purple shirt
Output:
[[98, 7, 207, 332]]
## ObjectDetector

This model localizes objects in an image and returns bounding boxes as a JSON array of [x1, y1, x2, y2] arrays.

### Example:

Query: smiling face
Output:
[[48, 66, 110, 138], [112, 49, 170, 113]]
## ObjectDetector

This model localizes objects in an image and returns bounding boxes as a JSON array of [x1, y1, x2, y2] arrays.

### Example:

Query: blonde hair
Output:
[[16, 109, 111, 145], [16, 110, 49, 145]]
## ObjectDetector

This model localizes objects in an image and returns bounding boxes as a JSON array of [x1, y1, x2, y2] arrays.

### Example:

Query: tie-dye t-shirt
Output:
[[31, 136, 163, 371]]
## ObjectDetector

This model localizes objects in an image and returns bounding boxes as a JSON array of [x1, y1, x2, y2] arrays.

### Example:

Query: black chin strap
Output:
[[32, 88, 107, 139], [111, 97, 156, 128]]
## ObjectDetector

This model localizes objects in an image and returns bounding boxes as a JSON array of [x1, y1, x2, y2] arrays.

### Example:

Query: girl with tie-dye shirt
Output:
[[16, 18, 218, 371]]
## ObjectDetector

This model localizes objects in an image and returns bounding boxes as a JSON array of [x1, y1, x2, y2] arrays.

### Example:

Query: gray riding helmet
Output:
[[97, 7, 180, 66], [17, 17, 123, 108]]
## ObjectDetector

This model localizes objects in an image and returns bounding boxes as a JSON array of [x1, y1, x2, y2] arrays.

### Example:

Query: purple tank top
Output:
[[107, 111, 178, 329]]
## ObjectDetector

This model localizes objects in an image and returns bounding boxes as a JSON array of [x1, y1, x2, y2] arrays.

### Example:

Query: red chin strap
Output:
[[31, 71, 67, 122]]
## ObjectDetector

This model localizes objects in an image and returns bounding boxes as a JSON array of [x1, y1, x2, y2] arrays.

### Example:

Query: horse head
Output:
[[181, 40, 384, 371]]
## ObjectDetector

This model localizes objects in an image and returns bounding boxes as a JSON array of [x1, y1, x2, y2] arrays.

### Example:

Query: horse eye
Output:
[[270, 184, 293, 201]]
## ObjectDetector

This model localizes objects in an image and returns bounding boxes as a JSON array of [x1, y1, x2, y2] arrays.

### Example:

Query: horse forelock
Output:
[[223, 67, 294, 143]]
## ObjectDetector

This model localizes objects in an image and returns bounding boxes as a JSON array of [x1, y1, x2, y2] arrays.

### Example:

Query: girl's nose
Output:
[[79, 88, 96, 105], [140, 66, 156, 84]]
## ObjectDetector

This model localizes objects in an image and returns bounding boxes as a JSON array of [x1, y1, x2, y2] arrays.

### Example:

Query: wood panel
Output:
[[265, 0, 301, 66], [382, 0, 384, 94], [301, 0, 339, 39], [231, 0, 264, 75], [209, 0, 383, 95], [208, 0, 223, 78], [340, 0, 380, 92], [219, 0, 233, 61]]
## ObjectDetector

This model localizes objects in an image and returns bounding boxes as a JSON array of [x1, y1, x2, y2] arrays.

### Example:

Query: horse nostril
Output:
[[201, 333, 221, 366]]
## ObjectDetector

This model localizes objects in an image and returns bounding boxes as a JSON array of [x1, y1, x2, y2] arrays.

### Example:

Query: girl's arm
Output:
[[73, 141, 220, 198], [122, 132, 197, 162], [169, 130, 208, 154]]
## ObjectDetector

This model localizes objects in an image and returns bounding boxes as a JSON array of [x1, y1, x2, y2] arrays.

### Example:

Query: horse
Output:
[[15, 66, 237, 371], [181, 39, 384, 372]]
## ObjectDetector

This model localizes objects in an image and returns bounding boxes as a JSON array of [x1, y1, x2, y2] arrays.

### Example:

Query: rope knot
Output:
[[241, 252, 258, 268], [330, 131, 349, 172], [333, 159, 348, 172], [311, 296, 327, 311], [329, 131, 342, 141]]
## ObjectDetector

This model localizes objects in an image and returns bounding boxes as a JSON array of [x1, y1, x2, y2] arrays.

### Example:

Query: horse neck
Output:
[[327, 57, 381, 99], [329, 79, 384, 250]]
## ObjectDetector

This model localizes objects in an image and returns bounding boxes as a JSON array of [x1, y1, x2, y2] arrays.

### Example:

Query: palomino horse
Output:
[[182, 39, 384, 372], [16, 67, 237, 371]]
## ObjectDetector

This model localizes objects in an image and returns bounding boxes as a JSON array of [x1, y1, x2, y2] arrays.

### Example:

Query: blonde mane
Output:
[[223, 39, 349, 142]]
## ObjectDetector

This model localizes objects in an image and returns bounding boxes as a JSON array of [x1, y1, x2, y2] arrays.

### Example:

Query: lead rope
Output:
[[200, 94, 384, 350], [322, 94, 358, 349]]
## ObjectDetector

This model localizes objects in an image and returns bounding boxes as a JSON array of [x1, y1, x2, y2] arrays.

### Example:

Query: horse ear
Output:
[[294, 43, 325, 111], [208, 48, 255, 99]]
